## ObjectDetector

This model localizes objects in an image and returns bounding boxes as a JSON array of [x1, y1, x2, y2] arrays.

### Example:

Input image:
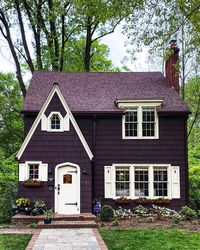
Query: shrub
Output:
[[0, 189, 13, 223], [179, 206, 197, 220], [100, 205, 114, 221], [134, 205, 149, 215], [171, 214, 183, 225], [16, 198, 30, 207], [152, 205, 177, 219], [112, 219, 119, 227], [114, 207, 133, 219], [189, 165, 200, 211]]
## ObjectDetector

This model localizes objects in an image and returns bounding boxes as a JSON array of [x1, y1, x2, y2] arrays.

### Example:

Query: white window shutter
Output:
[[41, 114, 48, 131], [104, 166, 113, 198], [19, 164, 26, 181], [39, 163, 48, 181], [171, 166, 180, 199], [63, 115, 70, 131]]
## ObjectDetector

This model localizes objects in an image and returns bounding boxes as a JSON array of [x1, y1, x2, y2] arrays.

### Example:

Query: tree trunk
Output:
[[15, 0, 34, 73], [84, 17, 92, 72], [0, 11, 26, 97]]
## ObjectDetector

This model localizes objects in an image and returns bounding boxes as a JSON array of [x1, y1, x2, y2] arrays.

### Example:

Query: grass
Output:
[[100, 228, 200, 250], [0, 234, 32, 250]]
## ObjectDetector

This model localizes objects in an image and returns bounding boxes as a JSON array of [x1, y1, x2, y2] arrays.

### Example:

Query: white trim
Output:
[[116, 99, 163, 105], [47, 111, 64, 132], [25, 161, 42, 180], [54, 162, 80, 214], [108, 163, 172, 200], [16, 84, 93, 160], [122, 105, 159, 140]]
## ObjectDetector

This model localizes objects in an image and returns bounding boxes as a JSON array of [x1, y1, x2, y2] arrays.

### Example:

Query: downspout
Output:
[[91, 115, 97, 208]]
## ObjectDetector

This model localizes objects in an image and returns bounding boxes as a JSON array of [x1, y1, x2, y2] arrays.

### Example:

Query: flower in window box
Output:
[[23, 178, 43, 187], [134, 197, 152, 205], [153, 198, 171, 205], [115, 197, 132, 204]]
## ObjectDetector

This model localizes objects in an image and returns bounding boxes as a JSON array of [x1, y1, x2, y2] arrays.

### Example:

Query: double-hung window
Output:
[[124, 109, 138, 138], [134, 167, 149, 197], [115, 167, 130, 197], [142, 108, 156, 137], [153, 167, 168, 196]]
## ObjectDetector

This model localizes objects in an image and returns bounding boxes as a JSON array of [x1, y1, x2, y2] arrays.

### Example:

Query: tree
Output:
[[0, 0, 142, 95], [123, 0, 200, 98], [0, 73, 23, 158]]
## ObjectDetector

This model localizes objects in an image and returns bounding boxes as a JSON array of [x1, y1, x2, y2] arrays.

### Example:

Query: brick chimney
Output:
[[165, 40, 180, 93]]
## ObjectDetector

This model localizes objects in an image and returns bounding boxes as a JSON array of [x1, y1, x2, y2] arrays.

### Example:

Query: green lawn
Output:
[[0, 234, 32, 250], [100, 228, 200, 250]]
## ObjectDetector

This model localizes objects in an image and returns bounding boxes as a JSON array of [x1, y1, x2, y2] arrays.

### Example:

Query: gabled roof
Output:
[[23, 71, 190, 113], [17, 84, 94, 160]]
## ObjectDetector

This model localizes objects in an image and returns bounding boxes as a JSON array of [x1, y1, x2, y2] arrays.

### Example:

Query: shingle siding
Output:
[[19, 93, 188, 211]]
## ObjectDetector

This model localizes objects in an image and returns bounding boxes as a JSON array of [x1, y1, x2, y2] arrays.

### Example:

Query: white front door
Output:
[[56, 164, 80, 214]]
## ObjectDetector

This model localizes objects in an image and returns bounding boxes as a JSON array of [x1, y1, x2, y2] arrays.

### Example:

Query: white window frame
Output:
[[25, 161, 42, 180], [122, 104, 159, 139], [112, 164, 172, 200], [48, 112, 64, 132]]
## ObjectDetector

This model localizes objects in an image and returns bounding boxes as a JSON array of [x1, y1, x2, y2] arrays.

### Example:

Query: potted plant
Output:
[[23, 179, 43, 187], [44, 209, 53, 224], [153, 198, 171, 205], [115, 197, 132, 205], [34, 200, 46, 214], [134, 197, 152, 205], [16, 198, 30, 213]]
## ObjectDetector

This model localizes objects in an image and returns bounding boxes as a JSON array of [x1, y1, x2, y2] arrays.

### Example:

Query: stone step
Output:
[[37, 220, 98, 229], [12, 213, 96, 226]]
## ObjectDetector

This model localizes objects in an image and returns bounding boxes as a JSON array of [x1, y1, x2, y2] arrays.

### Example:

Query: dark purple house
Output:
[[17, 42, 190, 214]]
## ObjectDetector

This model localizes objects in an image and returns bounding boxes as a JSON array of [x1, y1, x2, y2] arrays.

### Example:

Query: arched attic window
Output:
[[51, 113, 60, 130]]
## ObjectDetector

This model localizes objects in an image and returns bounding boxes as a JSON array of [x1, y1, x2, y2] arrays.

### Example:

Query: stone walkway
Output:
[[27, 228, 107, 250]]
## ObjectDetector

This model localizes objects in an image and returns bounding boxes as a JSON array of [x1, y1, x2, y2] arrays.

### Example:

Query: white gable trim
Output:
[[17, 84, 94, 160]]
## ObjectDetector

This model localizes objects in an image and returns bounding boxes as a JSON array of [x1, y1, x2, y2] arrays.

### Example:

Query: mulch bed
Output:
[[97, 217, 200, 232]]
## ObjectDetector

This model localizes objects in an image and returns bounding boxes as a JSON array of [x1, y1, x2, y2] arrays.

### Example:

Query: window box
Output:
[[134, 198, 152, 205], [115, 197, 132, 205], [152, 198, 171, 205], [23, 179, 43, 187]]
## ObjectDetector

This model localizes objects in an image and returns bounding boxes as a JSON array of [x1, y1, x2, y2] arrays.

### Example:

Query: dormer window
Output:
[[41, 111, 70, 132], [51, 114, 60, 130], [117, 100, 162, 140]]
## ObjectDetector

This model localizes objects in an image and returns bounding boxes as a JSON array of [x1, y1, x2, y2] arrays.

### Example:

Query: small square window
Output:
[[29, 164, 39, 180]]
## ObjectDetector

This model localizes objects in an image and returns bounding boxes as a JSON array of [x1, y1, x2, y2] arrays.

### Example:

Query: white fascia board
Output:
[[116, 99, 163, 104], [116, 99, 163, 109], [17, 84, 94, 161]]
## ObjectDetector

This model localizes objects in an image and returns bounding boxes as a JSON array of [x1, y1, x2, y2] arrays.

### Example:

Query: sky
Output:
[[0, 24, 161, 82]]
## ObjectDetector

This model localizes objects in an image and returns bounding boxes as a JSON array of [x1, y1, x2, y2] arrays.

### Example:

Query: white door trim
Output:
[[54, 162, 80, 214]]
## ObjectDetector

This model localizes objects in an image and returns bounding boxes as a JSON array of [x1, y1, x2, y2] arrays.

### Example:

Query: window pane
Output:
[[134, 167, 149, 197], [116, 167, 129, 182], [29, 164, 39, 179], [116, 182, 130, 196]]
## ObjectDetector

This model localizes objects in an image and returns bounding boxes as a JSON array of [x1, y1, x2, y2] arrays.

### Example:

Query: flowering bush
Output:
[[134, 205, 149, 215], [152, 205, 178, 218], [114, 207, 133, 219], [16, 198, 30, 207], [171, 213, 183, 225]]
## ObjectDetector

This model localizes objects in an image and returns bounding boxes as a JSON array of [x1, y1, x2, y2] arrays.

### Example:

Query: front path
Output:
[[27, 228, 107, 250]]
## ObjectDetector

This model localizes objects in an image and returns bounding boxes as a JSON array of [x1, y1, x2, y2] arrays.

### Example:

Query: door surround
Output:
[[54, 162, 80, 214]]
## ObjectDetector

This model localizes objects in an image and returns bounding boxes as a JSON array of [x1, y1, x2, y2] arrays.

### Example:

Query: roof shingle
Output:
[[23, 71, 190, 113]]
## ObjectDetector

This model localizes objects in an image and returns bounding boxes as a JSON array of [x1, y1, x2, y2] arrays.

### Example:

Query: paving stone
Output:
[[32, 228, 101, 250]]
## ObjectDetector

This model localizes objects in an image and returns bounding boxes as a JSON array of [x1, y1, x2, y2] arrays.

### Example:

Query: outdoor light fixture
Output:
[[83, 168, 87, 175]]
